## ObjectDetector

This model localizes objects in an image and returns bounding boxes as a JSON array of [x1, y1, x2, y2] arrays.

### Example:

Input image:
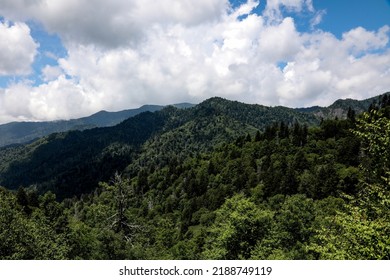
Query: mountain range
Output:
[[0, 103, 194, 147], [0, 94, 383, 148], [1, 92, 390, 260], [0, 93, 387, 199]]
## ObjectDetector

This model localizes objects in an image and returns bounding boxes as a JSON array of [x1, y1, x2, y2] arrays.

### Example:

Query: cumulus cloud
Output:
[[0, 76, 97, 122], [263, 0, 314, 22], [342, 26, 390, 55], [277, 27, 390, 106], [41, 65, 63, 82], [258, 17, 301, 62], [0, 0, 389, 124], [0, 0, 229, 48], [0, 21, 38, 75]]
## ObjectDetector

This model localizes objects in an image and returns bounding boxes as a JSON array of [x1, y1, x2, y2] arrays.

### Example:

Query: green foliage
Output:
[[309, 108, 390, 259], [353, 110, 390, 184], [309, 187, 390, 259], [203, 194, 273, 259], [0, 105, 167, 147], [251, 194, 315, 259], [0, 111, 169, 199], [0, 188, 68, 259], [1, 95, 389, 260]]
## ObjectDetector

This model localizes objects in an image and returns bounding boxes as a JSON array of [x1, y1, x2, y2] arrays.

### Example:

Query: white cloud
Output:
[[0, 83, 34, 121], [41, 65, 63, 82], [277, 27, 390, 107], [263, 0, 313, 22], [310, 9, 326, 29], [342, 26, 390, 55], [0, 0, 389, 124], [266, 0, 313, 12], [0, 76, 98, 122], [258, 17, 301, 62], [0, 0, 229, 48], [0, 21, 38, 75], [0, 0, 42, 19]]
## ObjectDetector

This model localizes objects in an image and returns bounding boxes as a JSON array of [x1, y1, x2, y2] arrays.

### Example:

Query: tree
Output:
[[202, 194, 273, 259], [309, 110, 390, 259], [353, 110, 390, 185], [16, 187, 30, 214], [101, 173, 138, 239], [252, 194, 315, 259], [279, 121, 289, 139], [308, 189, 390, 259], [0, 188, 69, 259], [255, 130, 262, 142], [347, 107, 356, 123]]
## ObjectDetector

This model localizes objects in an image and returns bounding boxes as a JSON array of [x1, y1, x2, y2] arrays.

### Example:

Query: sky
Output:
[[0, 0, 389, 124]]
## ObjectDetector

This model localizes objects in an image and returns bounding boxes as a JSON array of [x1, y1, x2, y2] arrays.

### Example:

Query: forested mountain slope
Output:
[[296, 93, 388, 119], [0, 92, 389, 260], [0, 97, 317, 199], [0, 110, 171, 199], [1, 93, 386, 148], [0, 103, 194, 147]]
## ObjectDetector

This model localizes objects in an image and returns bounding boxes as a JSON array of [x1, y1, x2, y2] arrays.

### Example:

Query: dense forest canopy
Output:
[[0, 93, 389, 259]]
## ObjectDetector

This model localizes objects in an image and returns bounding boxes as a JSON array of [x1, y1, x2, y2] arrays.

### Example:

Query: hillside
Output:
[[0, 103, 194, 148], [0, 92, 390, 260], [1, 93, 385, 148], [0, 97, 317, 199], [0, 110, 170, 199], [0, 92, 389, 260], [1, 94, 388, 199], [296, 93, 388, 119]]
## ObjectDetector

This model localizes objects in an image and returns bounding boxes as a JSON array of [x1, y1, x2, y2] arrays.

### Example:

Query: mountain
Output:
[[296, 93, 388, 119], [0, 110, 170, 199], [0, 96, 317, 199], [1, 93, 383, 148], [1, 93, 389, 260], [0, 103, 194, 147], [133, 97, 319, 169], [0, 93, 386, 199]]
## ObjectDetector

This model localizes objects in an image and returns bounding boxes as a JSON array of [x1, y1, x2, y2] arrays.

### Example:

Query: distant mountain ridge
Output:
[[296, 94, 386, 119], [0, 96, 315, 198], [0, 103, 194, 147], [0, 93, 387, 199], [1, 93, 385, 148]]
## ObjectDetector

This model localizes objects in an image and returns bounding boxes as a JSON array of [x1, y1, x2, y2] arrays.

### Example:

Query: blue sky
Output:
[[231, 0, 390, 35], [314, 0, 390, 37], [0, 19, 67, 87], [0, 0, 389, 123]]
